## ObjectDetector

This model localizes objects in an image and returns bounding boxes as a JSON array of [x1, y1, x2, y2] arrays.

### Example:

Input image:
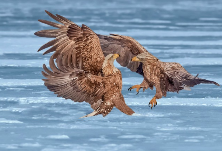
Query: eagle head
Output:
[[131, 52, 157, 63], [102, 53, 120, 69]]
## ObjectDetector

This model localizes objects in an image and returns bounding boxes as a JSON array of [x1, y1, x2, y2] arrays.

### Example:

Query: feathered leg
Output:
[[80, 111, 98, 118], [149, 82, 162, 109], [80, 100, 114, 118], [80, 93, 135, 118]]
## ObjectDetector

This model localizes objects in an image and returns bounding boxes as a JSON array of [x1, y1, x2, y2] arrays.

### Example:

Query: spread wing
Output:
[[42, 56, 106, 105], [97, 34, 148, 75], [162, 62, 220, 92], [35, 10, 108, 106], [35, 10, 105, 75]]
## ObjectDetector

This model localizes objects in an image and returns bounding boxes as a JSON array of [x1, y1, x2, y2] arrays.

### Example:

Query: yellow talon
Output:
[[149, 96, 157, 109], [128, 85, 141, 94]]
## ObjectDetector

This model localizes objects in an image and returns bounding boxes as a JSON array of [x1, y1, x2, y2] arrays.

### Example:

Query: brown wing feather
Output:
[[35, 10, 105, 75], [97, 34, 148, 74], [42, 56, 105, 105]]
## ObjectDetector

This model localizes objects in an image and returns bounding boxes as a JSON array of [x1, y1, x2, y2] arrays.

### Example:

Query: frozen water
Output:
[[0, 0, 222, 151]]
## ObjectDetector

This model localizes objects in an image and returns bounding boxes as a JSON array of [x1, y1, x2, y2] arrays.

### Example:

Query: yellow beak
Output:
[[113, 54, 120, 59], [131, 56, 140, 62]]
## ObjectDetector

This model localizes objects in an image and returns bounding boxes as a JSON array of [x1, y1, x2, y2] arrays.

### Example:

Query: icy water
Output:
[[0, 0, 222, 150]]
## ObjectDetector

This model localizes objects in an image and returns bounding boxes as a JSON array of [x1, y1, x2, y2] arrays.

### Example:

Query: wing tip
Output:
[[45, 10, 50, 14], [215, 82, 220, 86], [34, 31, 43, 39], [34, 31, 38, 36], [110, 33, 118, 36]]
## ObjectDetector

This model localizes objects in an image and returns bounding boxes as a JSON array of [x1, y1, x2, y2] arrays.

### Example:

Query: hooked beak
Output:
[[113, 54, 120, 59], [131, 56, 140, 62]]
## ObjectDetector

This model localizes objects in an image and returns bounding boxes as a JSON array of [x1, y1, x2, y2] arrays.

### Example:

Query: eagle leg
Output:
[[128, 85, 141, 95], [148, 96, 157, 109], [80, 99, 114, 118], [80, 110, 98, 118]]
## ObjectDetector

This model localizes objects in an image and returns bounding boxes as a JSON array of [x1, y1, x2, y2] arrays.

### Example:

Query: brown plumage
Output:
[[34, 10, 135, 117], [98, 34, 220, 108]]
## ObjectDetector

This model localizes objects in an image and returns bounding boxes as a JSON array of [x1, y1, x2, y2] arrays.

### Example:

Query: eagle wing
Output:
[[35, 10, 105, 75], [97, 34, 148, 75], [42, 56, 107, 106], [35, 10, 108, 106], [162, 62, 220, 92]]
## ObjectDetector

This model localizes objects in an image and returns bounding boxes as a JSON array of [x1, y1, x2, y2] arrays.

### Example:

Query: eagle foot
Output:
[[128, 85, 141, 95], [148, 96, 157, 109]]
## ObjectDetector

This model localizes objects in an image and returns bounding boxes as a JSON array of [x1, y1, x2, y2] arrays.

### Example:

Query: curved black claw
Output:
[[149, 102, 157, 109], [128, 87, 132, 91]]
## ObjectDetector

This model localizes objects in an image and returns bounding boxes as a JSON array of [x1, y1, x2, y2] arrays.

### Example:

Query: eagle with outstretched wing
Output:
[[98, 34, 220, 109], [34, 10, 135, 117]]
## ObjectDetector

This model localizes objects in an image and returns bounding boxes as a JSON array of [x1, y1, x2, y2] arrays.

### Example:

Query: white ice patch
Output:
[[199, 18, 221, 21], [5, 87, 26, 91], [89, 135, 109, 142], [29, 123, 106, 130], [101, 144, 133, 149], [116, 19, 171, 24], [176, 22, 222, 26], [0, 144, 18, 149], [139, 40, 222, 46], [132, 113, 165, 117], [0, 37, 49, 55], [46, 135, 70, 139], [126, 97, 222, 107], [0, 79, 43, 86], [0, 118, 23, 124], [189, 136, 205, 139], [184, 139, 200, 142], [0, 97, 75, 104], [0, 143, 41, 149], [20, 143, 41, 147], [157, 126, 202, 131], [0, 59, 49, 67], [86, 22, 175, 29], [162, 49, 222, 54], [118, 135, 147, 139], [0, 107, 27, 112], [161, 58, 222, 66], [115, 30, 222, 37], [0, 31, 38, 37]]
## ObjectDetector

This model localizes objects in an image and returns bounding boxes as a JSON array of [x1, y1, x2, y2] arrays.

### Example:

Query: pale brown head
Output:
[[102, 53, 120, 68], [131, 52, 157, 63]]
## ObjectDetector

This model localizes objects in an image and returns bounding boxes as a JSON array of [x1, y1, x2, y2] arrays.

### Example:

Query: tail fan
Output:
[[183, 78, 220, 87]]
